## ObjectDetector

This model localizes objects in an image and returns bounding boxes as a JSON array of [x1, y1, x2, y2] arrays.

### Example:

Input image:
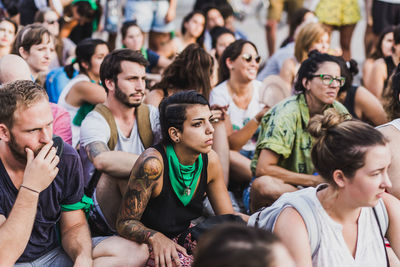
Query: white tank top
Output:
[[57, 74, 90, 147], [309, 189, 387, 267]]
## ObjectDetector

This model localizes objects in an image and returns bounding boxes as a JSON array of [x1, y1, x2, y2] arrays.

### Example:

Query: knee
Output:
[[251, 176, 279, 198]]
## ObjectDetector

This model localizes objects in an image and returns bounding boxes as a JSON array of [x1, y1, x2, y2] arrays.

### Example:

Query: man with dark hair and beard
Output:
[[0, 80, 93, 265], [80, 48, 161, 237]]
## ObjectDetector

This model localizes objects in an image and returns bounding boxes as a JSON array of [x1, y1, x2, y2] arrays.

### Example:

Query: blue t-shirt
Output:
[[146, 48, 160, 73], [0, 143, 84, 263]]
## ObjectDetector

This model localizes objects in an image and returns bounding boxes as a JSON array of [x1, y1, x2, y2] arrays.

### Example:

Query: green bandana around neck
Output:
[[166, 144, 203, 206]]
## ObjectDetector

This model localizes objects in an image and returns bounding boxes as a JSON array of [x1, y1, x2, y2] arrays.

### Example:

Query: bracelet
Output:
[[253, 117, 260, 124], [20, 185, 40, 194]]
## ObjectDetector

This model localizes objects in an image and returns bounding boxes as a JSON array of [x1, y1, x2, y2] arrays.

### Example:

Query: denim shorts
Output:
[[124, 0, 175, 33], [15, 247, 73, 267]]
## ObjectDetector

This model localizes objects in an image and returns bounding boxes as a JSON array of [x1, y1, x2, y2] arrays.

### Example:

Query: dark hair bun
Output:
[[308, 109, 349, 138]]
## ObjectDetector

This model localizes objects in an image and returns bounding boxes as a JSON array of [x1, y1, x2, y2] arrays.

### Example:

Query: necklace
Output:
[[177, 160, 198, 196]]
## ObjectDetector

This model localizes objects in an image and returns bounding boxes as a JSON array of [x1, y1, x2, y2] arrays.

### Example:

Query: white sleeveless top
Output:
[[308, 188, 387, 267], [58, 74, 90, 147]]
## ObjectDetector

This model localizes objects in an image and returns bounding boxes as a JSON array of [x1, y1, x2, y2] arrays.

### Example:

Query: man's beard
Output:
[[114, 82, 143, 108], [8, 132, 43, 164]]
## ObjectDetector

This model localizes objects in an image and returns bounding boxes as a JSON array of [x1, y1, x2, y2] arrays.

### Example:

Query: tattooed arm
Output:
[[85, 141, 139, 178], [117, 148, 187, 267]]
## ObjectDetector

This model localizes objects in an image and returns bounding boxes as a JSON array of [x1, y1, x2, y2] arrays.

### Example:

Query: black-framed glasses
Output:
[[311, 74, 346, 87], [241, 53, 261, 64]]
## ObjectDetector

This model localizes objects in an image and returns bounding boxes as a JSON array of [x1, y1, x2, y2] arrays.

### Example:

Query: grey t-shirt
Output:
[[79, 104, 161, 186]]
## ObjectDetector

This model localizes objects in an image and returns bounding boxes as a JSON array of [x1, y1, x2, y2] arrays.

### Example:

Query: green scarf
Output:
[[72, 102, 95, 126], [166, 144, 203, 206]]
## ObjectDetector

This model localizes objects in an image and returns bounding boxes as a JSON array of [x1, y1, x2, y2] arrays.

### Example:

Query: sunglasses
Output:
[[241, 53, 261, 64], [45, 20, 58, 25], [311, 74, 346, 87]]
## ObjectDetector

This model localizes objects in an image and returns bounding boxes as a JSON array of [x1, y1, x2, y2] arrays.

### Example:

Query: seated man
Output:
[[80, 48, 160, 236], [0, 80, 92, 265], [0, 80, 148, 266]]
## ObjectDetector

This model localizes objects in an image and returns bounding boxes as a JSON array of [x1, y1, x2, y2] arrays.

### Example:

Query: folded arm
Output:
[[86, 141, 139, 178]]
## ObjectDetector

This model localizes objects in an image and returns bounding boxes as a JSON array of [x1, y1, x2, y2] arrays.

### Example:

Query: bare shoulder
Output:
[[206, 149, 219, 163], [131, 147, 164, 182], [274, 207, 307, 231]]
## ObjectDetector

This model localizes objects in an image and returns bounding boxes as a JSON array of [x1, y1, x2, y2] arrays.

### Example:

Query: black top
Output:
[[140, 143, 208, 238], [384, 56, 396, 91], [344, 85, 359, 119]]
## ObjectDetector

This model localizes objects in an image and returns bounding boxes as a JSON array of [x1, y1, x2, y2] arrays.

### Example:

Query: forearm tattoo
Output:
[[86, 141, 109, 162], [117, 151, 163, 243]]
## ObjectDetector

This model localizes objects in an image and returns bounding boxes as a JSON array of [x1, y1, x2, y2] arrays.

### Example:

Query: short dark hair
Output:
[[308, 109, 387, 184], [100, 48, 148, 93], [159, 90, 209, 145], [0, 80, 48, 129], [193, 223, 282, 267], [12, 23, 52, 55], [294, 50, 341, 94], [218, 39, 258, 83], [121, 20, 141, 40]]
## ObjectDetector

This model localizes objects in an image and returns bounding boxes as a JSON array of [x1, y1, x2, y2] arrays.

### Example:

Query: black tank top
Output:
[[384, 56, 396, 90], [140, 144, 208, 238], [344, 85, 359, 119]]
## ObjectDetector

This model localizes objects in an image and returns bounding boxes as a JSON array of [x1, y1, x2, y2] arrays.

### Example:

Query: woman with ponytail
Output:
[[57, 38, 109, 147], [273, 109, 400, 267]]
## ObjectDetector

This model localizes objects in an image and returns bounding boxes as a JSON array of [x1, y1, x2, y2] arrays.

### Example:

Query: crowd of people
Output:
[[1, 0, 400, 266]]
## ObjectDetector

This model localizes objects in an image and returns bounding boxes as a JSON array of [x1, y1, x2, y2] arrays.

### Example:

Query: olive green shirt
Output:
[[250, 94, 349, 176]]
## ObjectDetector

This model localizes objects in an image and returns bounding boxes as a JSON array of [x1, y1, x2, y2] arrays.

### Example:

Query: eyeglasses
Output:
[[241, 53, 261, 64], [311, 74, 346, 87], [45, 20, 58, 25]]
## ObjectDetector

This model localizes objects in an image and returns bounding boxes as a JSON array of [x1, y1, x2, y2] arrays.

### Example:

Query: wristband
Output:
[[20, 185, 40, 194], [253, 117, 260, 124]]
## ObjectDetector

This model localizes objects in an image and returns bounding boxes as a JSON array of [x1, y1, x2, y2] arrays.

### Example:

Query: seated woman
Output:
[[273, 109, 400, 266], [365, 25, 400, 100], [378, 65, 400, 200], [210, 39, 268, 186], [58, 38, 109, 147], [362, 26, 394, 86], [116, 91, 240, 266], [34, 7, 76, 69], [12, 23, 55, 83], [249, 51, 348, 213], [337, 57, 387, 126], [0, 18, 17, 59], [172, 11, 206, 54], [280, 22, 330, 89], [121, 20, 172, 75]]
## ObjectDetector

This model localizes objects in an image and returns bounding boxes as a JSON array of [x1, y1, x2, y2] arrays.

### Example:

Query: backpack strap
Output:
[[94, 104, 118, 150], [84, 104, 118, 197], [135, 103, 153, 149]]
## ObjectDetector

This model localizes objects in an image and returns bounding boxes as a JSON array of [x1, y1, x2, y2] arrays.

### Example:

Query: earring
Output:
[[176, 138, 180, 143]]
